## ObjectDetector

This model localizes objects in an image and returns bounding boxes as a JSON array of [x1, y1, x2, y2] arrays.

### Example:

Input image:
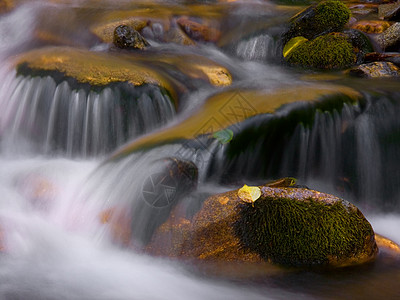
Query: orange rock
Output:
[[176, 17, 220, 43], [351, 20, 391, 34]]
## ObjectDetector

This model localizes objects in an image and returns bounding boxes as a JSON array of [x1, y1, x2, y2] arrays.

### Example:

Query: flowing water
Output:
[[0, 1, 400, 299]]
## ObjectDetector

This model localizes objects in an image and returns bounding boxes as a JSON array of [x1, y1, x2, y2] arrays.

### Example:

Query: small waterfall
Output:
[[0, 72, 175, 157], [208, 92, 400, 211], [235, 34, 276, 61]]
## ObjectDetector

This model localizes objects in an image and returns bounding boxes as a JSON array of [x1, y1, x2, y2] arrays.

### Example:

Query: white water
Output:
[[0, 157, 304, 300]]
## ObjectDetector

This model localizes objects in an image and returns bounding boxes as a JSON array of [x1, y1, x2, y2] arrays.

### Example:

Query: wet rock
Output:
[[14, 47, 176, 100], [378, 1, 400, 20], [177, 17, 220, 42], [285, 33, 357, 70], [113, 25, 150, 50], [91, 18, 148, 43], [377, 22, 400, 50], [147, 183, 378, 268], [349, 61, 400, 77], [365, 52, 400, 67], [344, 29, 374, 64], [351, 20, 391, 34], [110, 85, 361, 159], [283, 0, 351, 43]]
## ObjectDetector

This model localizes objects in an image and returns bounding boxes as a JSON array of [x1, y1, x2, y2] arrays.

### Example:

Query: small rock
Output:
[[113, 25, 150, 50], [351, 20, 391, 33], [377, 22, 400, 50], [378, 1, 400, 20], [349, 61, 400, 78], [176, 17, 220, 42]]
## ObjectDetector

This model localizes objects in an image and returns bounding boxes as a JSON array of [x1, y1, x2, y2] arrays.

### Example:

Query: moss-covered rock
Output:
[[286, 33, 356, 69], [147, 182, 378, 268], [113, 25, 150, 50], [235, 186, 377, 267], [283, 0, 351, 43]]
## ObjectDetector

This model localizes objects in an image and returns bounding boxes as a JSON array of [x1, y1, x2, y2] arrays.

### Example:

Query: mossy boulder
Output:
[[286, 33, 357, 69], [113, 25, 150, 50], [147, 182, 378, 268], [283, 0, 351, 43], [235, 186, 377, 267]]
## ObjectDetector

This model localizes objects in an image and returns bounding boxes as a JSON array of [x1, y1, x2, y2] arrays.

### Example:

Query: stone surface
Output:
[[113, 25, 150, 50], [378, 2, 400, 20], [377, 22, 400, 50], [14, 47, 176, 96], [349, 61, 400, 77]]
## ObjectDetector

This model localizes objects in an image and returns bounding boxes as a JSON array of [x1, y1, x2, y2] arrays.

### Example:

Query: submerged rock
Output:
[[177, 17, 220, 42], [147, 182, 378, 268], [286, 33, 356, 69], [113, 25, 150, 50], [349, 61, 400, 78], [283, 0, 351, 43]]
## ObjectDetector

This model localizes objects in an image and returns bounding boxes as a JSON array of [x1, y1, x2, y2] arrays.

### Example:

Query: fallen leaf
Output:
[[238, 184, 261, 204]]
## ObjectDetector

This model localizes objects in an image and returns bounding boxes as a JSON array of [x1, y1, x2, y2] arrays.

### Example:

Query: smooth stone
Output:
[[378, 2, 400, 20], [377, 22, 400, 50]]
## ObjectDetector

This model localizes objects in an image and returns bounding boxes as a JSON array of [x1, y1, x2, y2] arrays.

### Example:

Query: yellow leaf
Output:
[[283, 36, 308, 58], [238, 184, 261, 204]]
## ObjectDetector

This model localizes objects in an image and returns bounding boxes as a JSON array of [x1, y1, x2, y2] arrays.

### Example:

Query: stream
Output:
[[0, 1, 399, 299]]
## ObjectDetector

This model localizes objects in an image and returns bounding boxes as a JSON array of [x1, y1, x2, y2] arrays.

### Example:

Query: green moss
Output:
[[314, 0, 351, 33], [234, 192, 375, 267], [284, 0, 351, 42], [287, 33, 356, 69]]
